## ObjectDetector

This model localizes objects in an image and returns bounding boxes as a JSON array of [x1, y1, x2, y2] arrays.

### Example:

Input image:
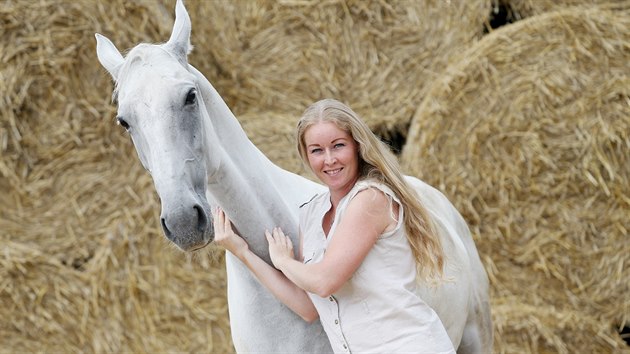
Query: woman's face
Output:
[[303, 121, 360, 195]]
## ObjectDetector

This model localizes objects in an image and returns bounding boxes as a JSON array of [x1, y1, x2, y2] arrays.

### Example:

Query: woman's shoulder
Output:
[[338, 181, 400, 237], [347, 187, 391, 213], [348, 179, 399, 204], [336, 180, 398, 219]]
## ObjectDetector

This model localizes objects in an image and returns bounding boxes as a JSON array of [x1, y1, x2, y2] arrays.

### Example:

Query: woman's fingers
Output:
[[285, 234, 293, 250], [212, 207, 233, 239], [274, 228, 282, 242], [223, 209, 232, 232], [212, 207, 221, 232], [281, 229, 291, 249], [212, 208, 250, 257], [265, 230, 273, 244], [268, 227, 292, 251]]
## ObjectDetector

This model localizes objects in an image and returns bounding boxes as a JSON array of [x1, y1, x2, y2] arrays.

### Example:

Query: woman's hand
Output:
[[265, 227, 295, 270], [213, 207, 249, 258]]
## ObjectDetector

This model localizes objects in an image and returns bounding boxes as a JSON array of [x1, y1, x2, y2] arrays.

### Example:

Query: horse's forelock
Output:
[[112, 51, 142, 103], [112, 44, 159, 101]]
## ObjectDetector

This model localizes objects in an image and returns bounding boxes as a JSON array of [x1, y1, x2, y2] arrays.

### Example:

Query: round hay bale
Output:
[[498, 0, 627, 20], [1, 0, 232, 352], [189, 0, 493, 137], [401, 5, 630, 353], [239, 110, 313, 178]]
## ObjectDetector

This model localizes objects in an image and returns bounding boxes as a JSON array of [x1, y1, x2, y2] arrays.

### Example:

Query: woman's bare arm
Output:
[[269, 188, 396, 298], [213, 208, 318, 322]]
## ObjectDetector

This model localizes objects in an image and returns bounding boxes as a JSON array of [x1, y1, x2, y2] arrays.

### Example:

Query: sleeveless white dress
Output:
[[300, 180, 455, 354]]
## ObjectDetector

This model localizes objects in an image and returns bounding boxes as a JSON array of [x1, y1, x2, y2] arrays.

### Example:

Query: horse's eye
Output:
[[185, 88, 197, 106], [117, 116, 130, 130]]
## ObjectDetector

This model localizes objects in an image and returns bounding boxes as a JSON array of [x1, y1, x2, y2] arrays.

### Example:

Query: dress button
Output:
[[334, 319, 339, 325], [343, 343, 348, 350]]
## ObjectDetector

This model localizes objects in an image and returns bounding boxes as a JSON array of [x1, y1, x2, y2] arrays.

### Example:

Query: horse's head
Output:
[[95, 0, 213, 251]]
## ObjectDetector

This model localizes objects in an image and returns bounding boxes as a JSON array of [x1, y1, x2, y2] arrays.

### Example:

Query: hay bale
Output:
[[497, 0, 627, 20], [1, 0, 231, 352], [401, 4, 630, 353], [188, 0, 492, 137], [239, 110, 314, 178]]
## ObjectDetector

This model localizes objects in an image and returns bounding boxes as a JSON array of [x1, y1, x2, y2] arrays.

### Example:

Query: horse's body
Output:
[[95, 1, 492, 352]]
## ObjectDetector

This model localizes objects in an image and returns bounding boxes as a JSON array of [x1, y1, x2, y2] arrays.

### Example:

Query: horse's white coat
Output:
[[95, 1, 492, 352]]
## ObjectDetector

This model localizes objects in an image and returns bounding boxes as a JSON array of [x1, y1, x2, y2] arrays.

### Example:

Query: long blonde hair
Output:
[[296, 99, 445, 281]]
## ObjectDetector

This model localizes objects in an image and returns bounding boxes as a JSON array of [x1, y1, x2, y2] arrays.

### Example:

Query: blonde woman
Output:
[[214, 99, 454, 353]]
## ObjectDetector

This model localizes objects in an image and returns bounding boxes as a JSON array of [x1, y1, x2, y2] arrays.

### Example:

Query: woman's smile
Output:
[[303, 121, 359, 197], [324, 168, 342, 176]]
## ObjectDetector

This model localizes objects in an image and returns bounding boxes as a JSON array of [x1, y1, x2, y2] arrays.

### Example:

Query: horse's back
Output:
[[404, 176, 491, 350]]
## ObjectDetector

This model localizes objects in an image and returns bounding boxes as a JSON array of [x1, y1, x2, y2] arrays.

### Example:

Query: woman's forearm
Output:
[[213, 209, 318, 321], [266, 228, 341, 298], [235, 249, 319, 322], [274, 258, 335, 298]]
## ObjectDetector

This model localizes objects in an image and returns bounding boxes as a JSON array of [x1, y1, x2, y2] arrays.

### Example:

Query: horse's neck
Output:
[[190, 65, 312, 262]]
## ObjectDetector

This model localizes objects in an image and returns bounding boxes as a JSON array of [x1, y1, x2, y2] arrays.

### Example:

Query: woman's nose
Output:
[[324, 150, 336, 165]]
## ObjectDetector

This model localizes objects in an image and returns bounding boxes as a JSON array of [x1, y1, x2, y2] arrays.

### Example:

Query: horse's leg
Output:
[[225, 253, 331, 353], [457, 298, 493, 354]]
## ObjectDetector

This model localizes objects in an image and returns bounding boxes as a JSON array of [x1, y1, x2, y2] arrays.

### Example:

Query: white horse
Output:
[[95, 1, 492, 352]]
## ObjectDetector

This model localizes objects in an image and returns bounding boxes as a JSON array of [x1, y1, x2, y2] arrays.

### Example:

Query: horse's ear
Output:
[[95, 33, 124, 81], [165, 0, 192, 63]]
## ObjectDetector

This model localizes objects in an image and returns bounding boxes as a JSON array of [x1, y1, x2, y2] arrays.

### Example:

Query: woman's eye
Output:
[[117, 116, 130, 130], [334, 143, 345, 148], [310, 148, 322, 154]]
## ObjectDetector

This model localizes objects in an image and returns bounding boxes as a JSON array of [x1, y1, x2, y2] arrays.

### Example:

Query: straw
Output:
[[401, 4, 630, 353]]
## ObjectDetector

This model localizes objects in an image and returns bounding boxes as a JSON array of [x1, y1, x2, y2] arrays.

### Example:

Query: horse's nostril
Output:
[[194, 204, 207, 233], [161, 217, 174, 240]]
